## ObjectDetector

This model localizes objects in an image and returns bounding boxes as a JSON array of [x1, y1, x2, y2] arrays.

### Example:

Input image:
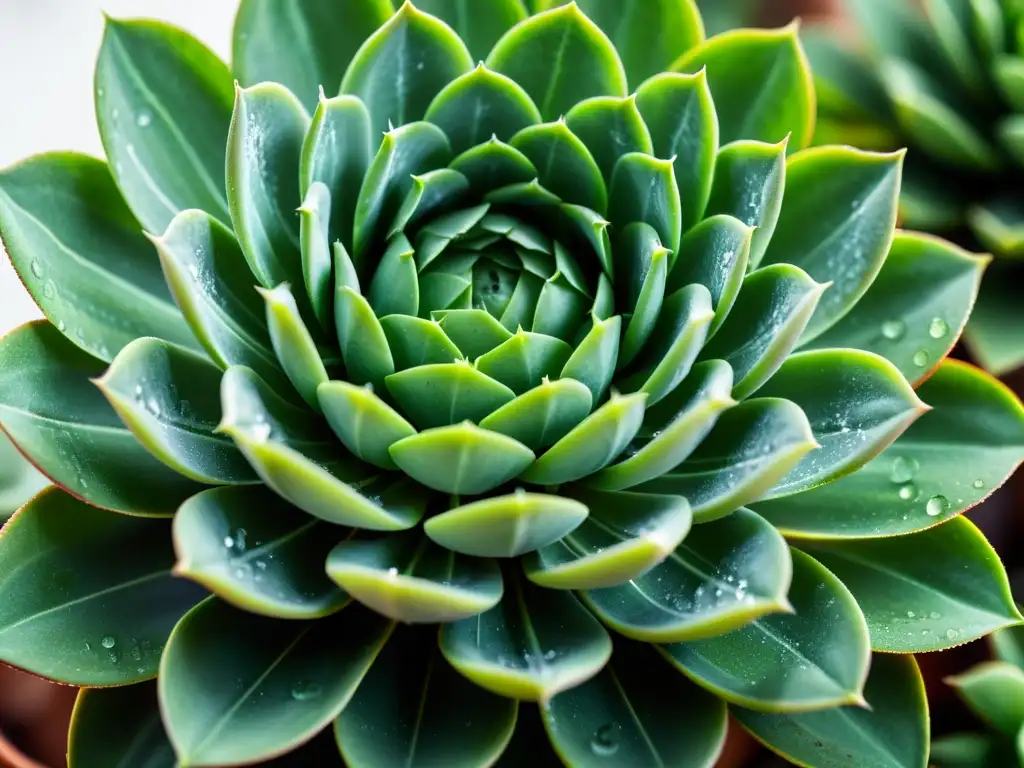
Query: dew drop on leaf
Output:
[[136, 111, 152, 128], [290, 681, 323, 701], [43, 281, 55, 299], [101, 635, 116, 649], [972, 479, 985, 489], [590, 723, 621, 756], [889, 456, 919, 484], [912, 350, 930, 367], [925, 495, 949, 517], [898, 484, 917, 501], [928, 318, 949, 339], [880, 320, 905, 340], [30, 260, 43, 278], [946, 629, 958, 640]]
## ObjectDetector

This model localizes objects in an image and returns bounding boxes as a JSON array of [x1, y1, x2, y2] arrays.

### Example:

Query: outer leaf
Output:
[[0, 322, 203, 515], [340, 2, 473, 136], [582, 507, 791, 642], [337, 624, 517, 768], [805, 231, 988, 384], [801, 517, 1022, 653], [753, 360, 1024, 538], [0, 488, 205, 685], [68, 683, 176, 768], [326, 534, 503, 623], [233, 0, 393, 112], [159, 598, 392, 767], [96, 18, 233, 232], [673, 25, 815, 150], [486, 3, 628, 121], [735, 654, 928, 768], [440, 574, 612, 702], [946, 663, 1024, 738], [0, 153, 198, 362], [763, 146, 903, 343], [173, 486, 347, 620], [662, 548, 871, 712], [542, 639, 726, 768], [96, 337, 255, 485]]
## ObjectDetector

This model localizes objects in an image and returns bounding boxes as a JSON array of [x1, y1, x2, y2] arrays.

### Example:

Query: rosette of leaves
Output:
[[932, 623, 1024, 767], [803, 0, 1024, 376], [0, 2, 1022, 767]]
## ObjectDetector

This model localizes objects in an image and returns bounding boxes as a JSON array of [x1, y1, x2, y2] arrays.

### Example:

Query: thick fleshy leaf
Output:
[[0, 322, 203, 515], [0, 488, 205, 685], [390, 422, 535, 494], [386, 361, 515, 428], [297, 181, 334, 330], [673, 25, 815, 149], [699, 264, 826, 399], [757, 349, 927, 499], [159, 598, 391, 767], [946, 662, 1024, 738], [368, 234, 419, 317], [703, 139, 787, 269], [662, 548, 871, 712], [0, 153, 198, 362], [564, 95, 653, 182], [636, 70, 718, 231], [326, 534, 503, 623], [753, 360, 1024, 538], [425, 64, 541, 155], [433, 308, 513, 359], [479, 378, 593, 450], [96, 337, 255, 485], [318, 380, 415, 470], [68, 683, 176, 768], [390, 168, 470, 237], [524, 489, 692, 590], [0, 434, 46, 520], [340, 2, 473, 136], [153, 209, 292, 394], [560, 314, 620, 403], [337, 624, 517, 768], [425, 490, 588, 558], [351, 121, 452, 268], [96, 19, 233, 232], [173, 486, 347, 620], [335, 283, 395, 389], [300, 94, 373, 253], [486, 3, 628, 121], [735, 654, 928, 768], [608, 153, 681, 261], [543, 639, 725, 768], [592, 359, 733, 491], [520, 392, 647, 486], [964, 260, 1024, 376], [763, 146, 903, 343], [440, 574, 612, 702], [259, 284, 329, 411], [227, 83, 309, 298], [805, 231, 987, 384], [475, 331, 573, 395], [801, 517, 1021, 653], [449, 138, 538, 196], [639, 398, 818, 522], [582, 507, 791, 642], [510, 120, 607, 213], [381, 314, 462, 370], [993, 625, 1024, 670]]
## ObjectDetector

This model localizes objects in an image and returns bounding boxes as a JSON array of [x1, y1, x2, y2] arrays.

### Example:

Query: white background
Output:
[[0, 0, 237, 335]]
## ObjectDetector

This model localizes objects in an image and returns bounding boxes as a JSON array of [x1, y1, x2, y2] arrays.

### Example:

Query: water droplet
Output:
[[234, 528, 247, 552], [57, 320, 66, 332], [111, 107, 120, 120], [387, 567, 399, 576], [898, 484, 917, 501], [925, 495, 949, 517], [256, 560, 268, 571], [543, 649, 556, 661], [101, 635, 116, 649], [881, 320, 905, 341], [889, 456, 919, 484], [188, 263, 200, 280], [928, 318, 949, 339], [416, 61, 424, 70], [590, 723, 621, 756], [30, 260, 43, 278], [913, 350, 930, 368], [43, 281, 55, 299], [84, 641, 92, 651], [291, 681, 323, 701], [906, 611, 915, 618], [250, 422, 272, 442], [136, 111, 152, 127], [972, 479, 985, 489], [930, 611, 941, 620], [223, 536, 234, 548], [946, 629, 958, 641]]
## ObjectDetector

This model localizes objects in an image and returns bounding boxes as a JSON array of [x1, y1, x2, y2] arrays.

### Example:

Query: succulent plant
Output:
[[0, 432, 46, 520], [0, 1, 1023, 767], [803, 0, 1024, 377], [933, 623, 1024, 767]]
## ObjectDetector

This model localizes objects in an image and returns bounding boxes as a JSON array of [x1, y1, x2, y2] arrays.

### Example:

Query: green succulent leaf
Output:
[[475, 331, 573, 395], [97, 337, 256, 484], [946, 662, 1024, 738], [335, 284, 396, 390], [297, 181, 334, 331], [326, 533, 503, 623], [159, 597, 392, 767], [173, 486, 348, 620], [524, 488, 692, 590], [440, 573, 612, 702], [754, 360, 1024, 538], [0, 153, 199, 362], [340, 2, 473, 136], [449, 139, 538, 196], [734, 654, 928, 768], [962, 258, 1024, 376], [381, 314, 463, 369], [259, 284, 329, 411], [386, 361, 515, 428], [233, 0, 393, 112], [426, 490, 588, 558], [68, 683, 176, 768], [336, 624, 517, 768], [96, 18, 233, 233], [318, 380, 415, 470], [662, 548, 871, 712], [479, 377, 593, 450], [486, 3, 628, 121], [564, 95, 653, 183], [801, 517, 1022, 653], [674, 25, 815, 150], [509, 120, 607, 213], [805, 231, 987, 384], [608, 156, 681, 266], [0, 322, 203, 515], [560, 314, 621, 403], [582, 507, 791, 642], [993, 624, 1024, 670], [763, 146, 904, 344], [0, 488, 205, 685], [542, 639, 726, 768]]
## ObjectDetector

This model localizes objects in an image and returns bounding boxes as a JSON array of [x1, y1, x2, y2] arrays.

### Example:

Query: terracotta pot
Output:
[[0, 666, 75, 768], [0, 731, 47, 768]]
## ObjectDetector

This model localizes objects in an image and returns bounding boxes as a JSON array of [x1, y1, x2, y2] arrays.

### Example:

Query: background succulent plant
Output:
[[804, 0, 1024, 377], [0, 433, 46, 520], [0, 1, 1022, 767]]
